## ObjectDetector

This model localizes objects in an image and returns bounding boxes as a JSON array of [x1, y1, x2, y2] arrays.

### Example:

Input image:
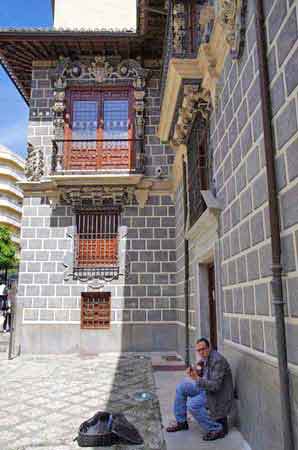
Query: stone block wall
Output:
[[212, 0, 298, 364], [210, 1, 298, 448], [144, 69, 175, 178], [175, 182, 186, 357], [28, 66, 54, 177], [17, 61, 178, 353], [18, 193, 177, 353], [175, 180, 198, 359]]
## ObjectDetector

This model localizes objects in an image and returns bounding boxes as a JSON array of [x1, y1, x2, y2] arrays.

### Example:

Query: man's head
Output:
[[196, 337, 211, 360]]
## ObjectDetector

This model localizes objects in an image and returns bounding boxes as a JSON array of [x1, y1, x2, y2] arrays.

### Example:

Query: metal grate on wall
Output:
[[81, 292, 111, 329], [75, 208, 119, 272]]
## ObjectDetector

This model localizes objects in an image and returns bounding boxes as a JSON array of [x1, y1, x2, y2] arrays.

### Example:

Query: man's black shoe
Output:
[[202, 430, 226, 441], [166, 422, 189, 432], [216, 417, 228, 435]]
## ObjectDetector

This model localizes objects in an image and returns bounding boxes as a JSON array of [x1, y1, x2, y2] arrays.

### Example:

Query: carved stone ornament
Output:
[[172, 1, 187, 55], [216, 0, 247, 59], [25, 143, 44, 181], [60, 185, 135, 209], [172, 85, 211, 146], [87, 279, 105, 290], [50, 56, 149, 145], [135, 188, 150, 208]]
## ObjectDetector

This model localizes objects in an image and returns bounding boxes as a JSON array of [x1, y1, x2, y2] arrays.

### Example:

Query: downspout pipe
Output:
[[255, 2, 294, 449], [182, 155, 190, 367]]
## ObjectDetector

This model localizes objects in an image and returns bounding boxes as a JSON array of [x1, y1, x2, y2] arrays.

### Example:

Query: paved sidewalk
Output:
[[154, 371, 252, 450], [0, 354, 165, 450]]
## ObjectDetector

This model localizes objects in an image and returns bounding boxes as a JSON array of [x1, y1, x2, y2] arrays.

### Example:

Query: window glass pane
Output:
[[103, 100, 129, 143], [72, 100, 98, 141]]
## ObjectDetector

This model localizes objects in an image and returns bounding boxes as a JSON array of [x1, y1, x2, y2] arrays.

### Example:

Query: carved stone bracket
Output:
[[172, 0, 187, 55], [87, 280, 105, 290], [199, 1, 246, 59], [172, 84, 211, 146], [25, 143, 44, 181], [135, 188, 150, 208], [199, 5, 215, 27], [60, 185, 135, 209], [216, 0, 247, 59]]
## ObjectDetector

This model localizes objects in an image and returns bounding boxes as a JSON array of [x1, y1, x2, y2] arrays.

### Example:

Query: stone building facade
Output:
[[1, 0, 298, 449], [158, 1, 298, 450], [0, 1, 178, 353]]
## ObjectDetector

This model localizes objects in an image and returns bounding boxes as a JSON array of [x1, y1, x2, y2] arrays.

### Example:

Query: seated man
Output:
[[166, 338, 233, 441]]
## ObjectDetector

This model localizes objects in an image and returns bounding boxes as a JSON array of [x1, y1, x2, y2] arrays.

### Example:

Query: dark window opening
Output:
[[187, 117, 211, 228]]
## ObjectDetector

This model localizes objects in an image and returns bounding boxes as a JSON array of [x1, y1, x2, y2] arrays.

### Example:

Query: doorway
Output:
[[196, 262, 218, 349]]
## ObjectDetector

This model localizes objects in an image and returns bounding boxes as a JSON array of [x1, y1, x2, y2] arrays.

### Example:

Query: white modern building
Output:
[[0, 145, 25, 247]]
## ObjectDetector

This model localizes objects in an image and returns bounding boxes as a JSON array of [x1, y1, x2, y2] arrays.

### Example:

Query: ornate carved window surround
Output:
[[49, 56, 148, 177]]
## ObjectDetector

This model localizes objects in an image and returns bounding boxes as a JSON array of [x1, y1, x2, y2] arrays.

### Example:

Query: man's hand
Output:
[[186, 366, 200, 381], [186, 366, 192, 377]]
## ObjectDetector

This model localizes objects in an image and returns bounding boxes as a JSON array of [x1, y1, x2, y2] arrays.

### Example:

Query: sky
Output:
[[0, 1, 53, 158]]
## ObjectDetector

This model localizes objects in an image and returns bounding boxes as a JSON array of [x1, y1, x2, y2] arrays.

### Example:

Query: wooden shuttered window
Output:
[[81, 292, 111, 329], [75, 209, 119, 268], [64, 88, 134, 171]]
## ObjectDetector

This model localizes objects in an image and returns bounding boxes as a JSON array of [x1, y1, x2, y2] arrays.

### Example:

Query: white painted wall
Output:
[[53, 0, 137, 30]]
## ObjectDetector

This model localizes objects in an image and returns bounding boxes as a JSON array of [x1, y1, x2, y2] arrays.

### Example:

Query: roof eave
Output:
[[0, 29, 139, 40], [0, 55, 29, 105]]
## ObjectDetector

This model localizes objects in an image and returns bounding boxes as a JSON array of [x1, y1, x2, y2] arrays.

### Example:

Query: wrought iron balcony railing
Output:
[[52, 139, 144, 174]]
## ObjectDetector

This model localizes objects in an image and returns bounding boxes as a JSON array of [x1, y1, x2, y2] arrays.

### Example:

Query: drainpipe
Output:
[[255, 2, 294, 449], [182, 155, 190, 367]]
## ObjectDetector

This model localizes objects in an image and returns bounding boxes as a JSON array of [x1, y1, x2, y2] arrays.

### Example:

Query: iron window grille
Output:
[[74, 208, 120, 279]]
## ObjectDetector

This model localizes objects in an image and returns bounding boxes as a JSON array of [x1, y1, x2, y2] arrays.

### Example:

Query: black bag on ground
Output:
[[74, 411, 144, 447]]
